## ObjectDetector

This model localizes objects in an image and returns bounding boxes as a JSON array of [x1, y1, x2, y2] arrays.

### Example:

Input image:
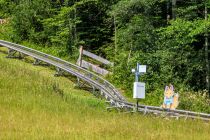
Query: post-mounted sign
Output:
[[138, 65, 147, 73], [132, 63, 147, 111]]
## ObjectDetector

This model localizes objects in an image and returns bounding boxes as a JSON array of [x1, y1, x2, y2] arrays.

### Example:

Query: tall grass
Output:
[[0, 52, 210, 140]]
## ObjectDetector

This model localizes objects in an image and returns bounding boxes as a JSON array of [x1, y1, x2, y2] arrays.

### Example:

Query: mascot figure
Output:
[[162, 84, 179, 110]]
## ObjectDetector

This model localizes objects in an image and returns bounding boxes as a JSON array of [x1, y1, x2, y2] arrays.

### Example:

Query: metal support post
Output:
[[77, 77, 80, 87], [100, 90, 104, 99], [136, 99, 139, 112], [6, 49, 17, 58], [135, 63, 140, 112], [18, 52, 25, 59], [92, 86, 96, 94], [33, 59, 42, 65], [54, 67, 63, 77], [135, 63, 140, 82]]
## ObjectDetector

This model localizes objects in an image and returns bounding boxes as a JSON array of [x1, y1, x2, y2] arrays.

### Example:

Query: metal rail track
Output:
[[0, 40, 210, 121]]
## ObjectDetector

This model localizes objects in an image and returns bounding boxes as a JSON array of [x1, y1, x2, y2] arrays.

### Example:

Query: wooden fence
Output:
[[77, 46, 113, 76]]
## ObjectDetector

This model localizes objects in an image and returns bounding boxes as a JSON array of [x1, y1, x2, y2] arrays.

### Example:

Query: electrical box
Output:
[[133, 82, 145, 99]]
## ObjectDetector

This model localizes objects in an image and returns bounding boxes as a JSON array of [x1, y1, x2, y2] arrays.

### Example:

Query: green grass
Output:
[[0, 50, 210, 140]]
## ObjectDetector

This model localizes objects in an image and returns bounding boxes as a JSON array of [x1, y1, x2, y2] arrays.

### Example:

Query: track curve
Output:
[[0, 40, 210, 121]]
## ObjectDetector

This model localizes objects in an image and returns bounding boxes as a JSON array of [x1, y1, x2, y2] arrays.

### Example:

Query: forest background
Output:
[[0, 0, 210, 113]]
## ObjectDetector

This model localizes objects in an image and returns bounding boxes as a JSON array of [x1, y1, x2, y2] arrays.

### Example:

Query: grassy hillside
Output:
[[0, 51, 210, 140]]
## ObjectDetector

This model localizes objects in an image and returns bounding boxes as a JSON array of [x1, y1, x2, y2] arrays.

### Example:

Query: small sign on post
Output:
[[138, 65, 147, 73], [132, 63, 147, 112]]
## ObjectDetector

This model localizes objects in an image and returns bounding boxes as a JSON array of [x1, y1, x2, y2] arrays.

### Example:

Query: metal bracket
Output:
[[185, 112, 189, 121], [116, 102, 126, 109], [76, 77, 91, 89], [86, 73, 93, 78], [92, 86, 96, 94], [54, 67, 64, 77], [18, 53, 26, 59], [99, 90, 105, 99], [143, 106, 148, 115], [100, 90, 104, 96], [33, 59, 42, 65], [77, 77, 81, 87], [106, 100, 126, 111], [6, 49, 17, 58], [106, 100, 118, 110], [104, 94, 110, 101], [132, 104, 138, 112]]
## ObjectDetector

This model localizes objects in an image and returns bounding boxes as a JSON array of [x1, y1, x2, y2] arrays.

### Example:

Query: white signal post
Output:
[[132, 63, 147, 111]]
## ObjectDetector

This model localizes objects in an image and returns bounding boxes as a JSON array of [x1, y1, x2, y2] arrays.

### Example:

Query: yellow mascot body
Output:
[[162, 84, 179, 110]]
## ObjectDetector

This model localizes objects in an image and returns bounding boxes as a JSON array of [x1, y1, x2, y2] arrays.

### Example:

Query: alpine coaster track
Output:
[[0, 40, 210, 121]]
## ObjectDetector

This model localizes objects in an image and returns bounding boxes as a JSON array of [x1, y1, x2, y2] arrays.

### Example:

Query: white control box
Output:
[[133, 82, 145, 99]]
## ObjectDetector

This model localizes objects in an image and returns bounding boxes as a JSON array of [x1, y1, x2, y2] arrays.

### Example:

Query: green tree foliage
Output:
[[12, 0, 51, 42], [157, 18, 210, 91], [108, 0, 210, 106], [10, 0, 117, 54], [1, 0, 210, 109], [0, 0, 17, 18], [109, 0, 163, 96]]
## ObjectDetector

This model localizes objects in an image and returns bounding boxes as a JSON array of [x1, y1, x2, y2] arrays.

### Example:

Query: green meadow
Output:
[[0, 51, 210, 140]]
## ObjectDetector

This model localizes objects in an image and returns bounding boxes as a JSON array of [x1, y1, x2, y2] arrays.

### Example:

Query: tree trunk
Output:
[[172, 0, 176, 20], [167, 0, 170, 23], [114, 15, 117, 70], [74, 0, 77, 45], [205, 3, 210, 96]]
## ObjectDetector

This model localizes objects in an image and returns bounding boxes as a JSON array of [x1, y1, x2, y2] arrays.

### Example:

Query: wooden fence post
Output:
[[78, 46, 83, 67]]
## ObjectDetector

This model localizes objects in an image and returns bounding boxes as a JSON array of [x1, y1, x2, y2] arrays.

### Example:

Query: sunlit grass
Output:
[[0, 52, 210, 140]]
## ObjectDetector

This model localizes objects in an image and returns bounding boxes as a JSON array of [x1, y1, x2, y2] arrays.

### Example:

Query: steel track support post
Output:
[[18, 52, 25, 59], [77, 77, 80, 87], [100, 90, 104, 99], [6, 49, 17, 58], [110, 99, 117, 107], [185, 113, 189, 121], [33, 59, 42, 65], [143, 106, 147, 115], [18, 52, 23, 59], [92, 86, 96, 95], [54, 67, 63, 77], [105, 94, 109, 100]]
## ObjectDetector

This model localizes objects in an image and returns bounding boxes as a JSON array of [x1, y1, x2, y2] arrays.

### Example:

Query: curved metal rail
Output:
[[114, 100, 210, 121], [0, 40, 210, 121], [0, 40, 125, 102]]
